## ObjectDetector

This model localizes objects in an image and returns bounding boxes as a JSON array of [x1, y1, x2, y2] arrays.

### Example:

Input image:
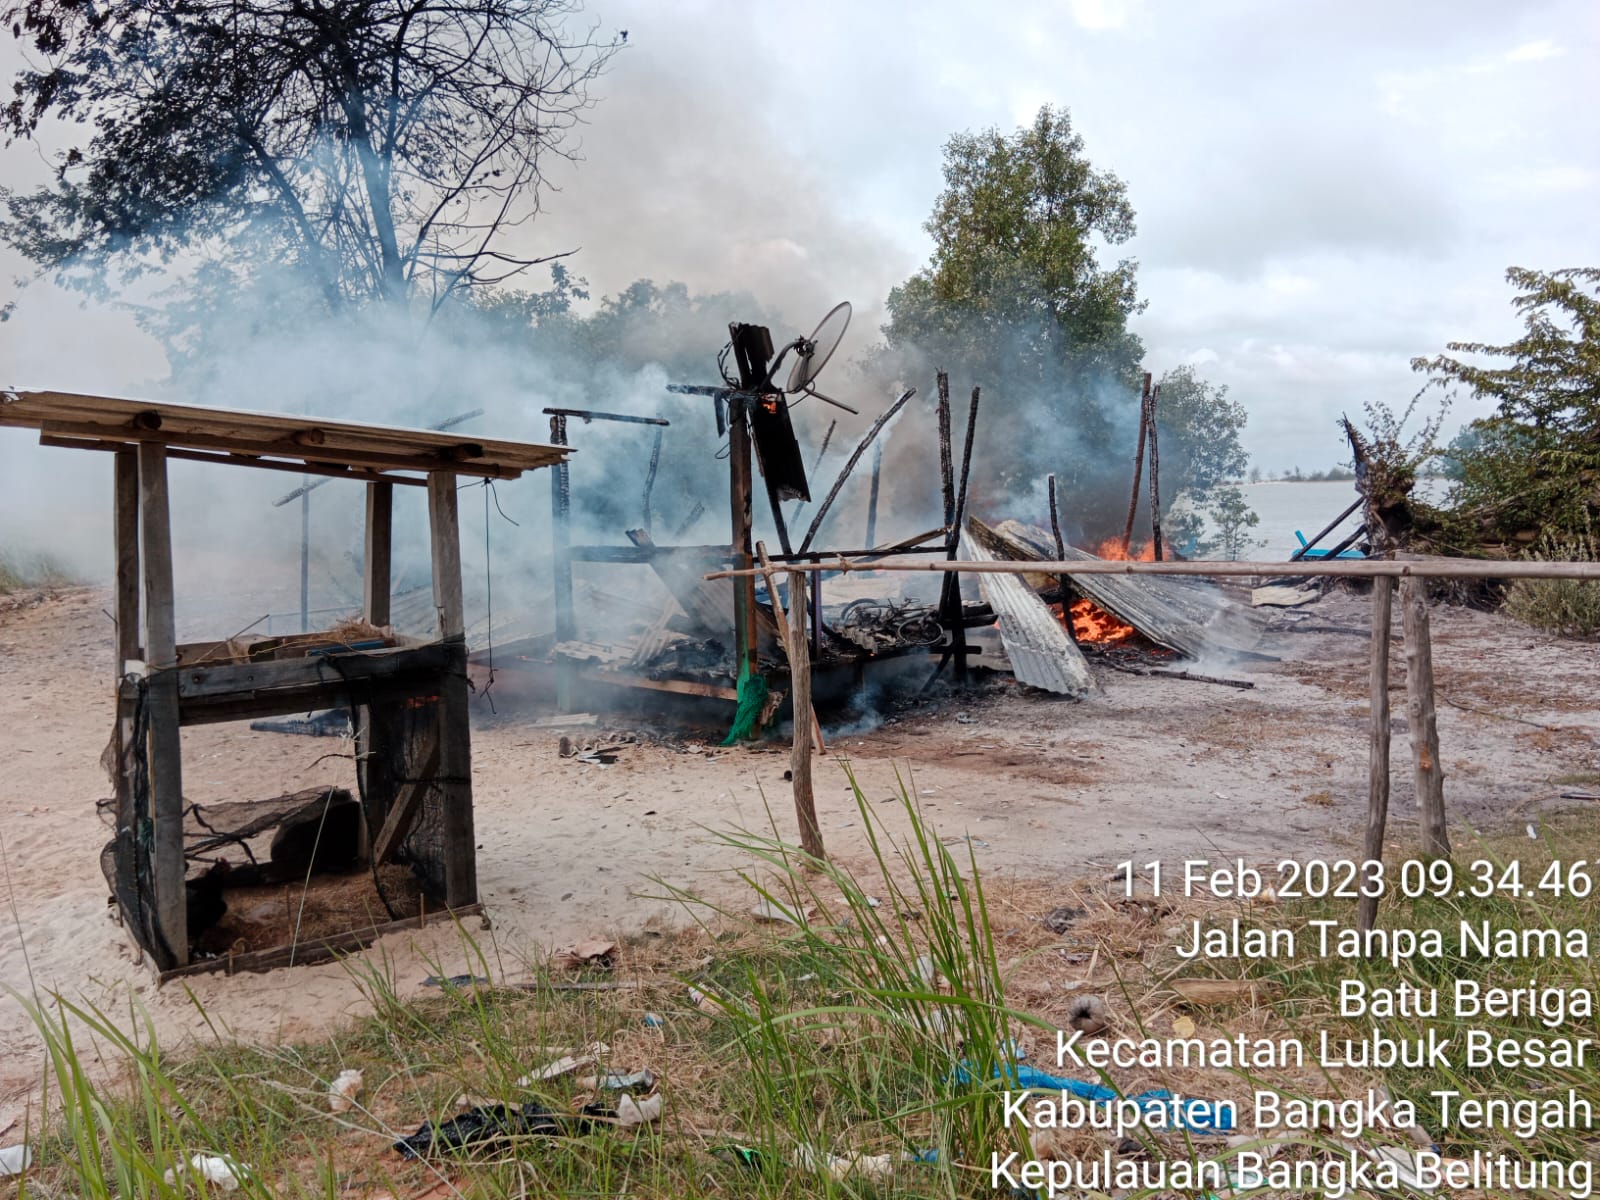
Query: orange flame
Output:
[[1091, 536, 1156, 562], [1065, 599, 1136, 645]]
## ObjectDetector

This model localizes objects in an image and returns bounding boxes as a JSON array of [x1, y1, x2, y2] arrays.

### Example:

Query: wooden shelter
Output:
[[0, 390, 568, 974]]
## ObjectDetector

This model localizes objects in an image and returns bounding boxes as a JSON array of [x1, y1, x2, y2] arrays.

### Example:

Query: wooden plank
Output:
[[708, 556, 1600, 582], [579, 668, 739, 701], [39, 436, 431, 486], [4, 389, 566, 473], [372, 738, 442, 864], [156, 904, 483, 982], [137, 442, 187, 969], [1357, 576, 1394, 936], [157, 641, 455, 702], [364, 481, 393, 627], [1401, 577, 1450, 859], [40, 418, 524, 479]]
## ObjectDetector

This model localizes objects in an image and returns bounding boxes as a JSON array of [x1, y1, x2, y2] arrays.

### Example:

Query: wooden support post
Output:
[[1120, 372, 1152, 555], [355, 479, 395, 865], [114, 449, 142, 671], [299, 483, 311, 631], [756, 543, 825, 753], [1146, 383, 1164, 561], [428, 472, 477, 908], [728, 398, 759, 675], [788, 566, 824, 862], [1357, 576, 1394, 936], [1401, 576, 1450, 859], [137, 442, 187, 968], [549, 415, 575, 711], [363, 481, 393, 627], [111, 449, 141, 926]]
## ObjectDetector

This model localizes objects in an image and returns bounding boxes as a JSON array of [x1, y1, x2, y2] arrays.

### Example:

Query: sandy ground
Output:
[[1, 583, 1596, 1108]]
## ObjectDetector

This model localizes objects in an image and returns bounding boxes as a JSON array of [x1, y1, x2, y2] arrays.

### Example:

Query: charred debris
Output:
[[476, 309, 1268, 726]]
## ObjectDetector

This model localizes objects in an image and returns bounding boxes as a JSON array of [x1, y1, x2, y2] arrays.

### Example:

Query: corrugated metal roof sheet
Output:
[[959, 532, 1091, 697]]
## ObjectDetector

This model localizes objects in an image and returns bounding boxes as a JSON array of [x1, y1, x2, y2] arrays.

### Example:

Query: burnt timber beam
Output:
[[541, 407, 670, 426]]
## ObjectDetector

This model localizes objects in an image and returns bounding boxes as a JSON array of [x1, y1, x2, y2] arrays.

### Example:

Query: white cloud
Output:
[[1507, 38, 1564, 61]]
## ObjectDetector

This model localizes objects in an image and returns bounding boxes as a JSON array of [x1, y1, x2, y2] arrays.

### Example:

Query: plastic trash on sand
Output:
[[394, 1101, 607, 1159], [163, 1154, 248, 1190], [617, 1092, 663, 1128], [0, 1145, 33, 1177], [328, 1069, 364, 1113]]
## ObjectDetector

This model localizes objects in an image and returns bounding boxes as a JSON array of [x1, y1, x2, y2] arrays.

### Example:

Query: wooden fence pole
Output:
[[1401, 576, 1450, 859], [785, 566, 825, 862], [1357, 577, 1394, 935]]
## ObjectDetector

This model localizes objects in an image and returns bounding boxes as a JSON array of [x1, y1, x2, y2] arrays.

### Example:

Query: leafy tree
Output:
[[1, 0, 621, 317], [1205, 485, 1263, 560], [884, 105, 1142, 397], [879, 105, 1247, 536], [1413, 266, 1600, 547]]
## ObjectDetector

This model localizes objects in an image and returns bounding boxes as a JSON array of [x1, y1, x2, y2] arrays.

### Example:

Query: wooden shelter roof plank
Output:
[[2, 389, 568, 479]]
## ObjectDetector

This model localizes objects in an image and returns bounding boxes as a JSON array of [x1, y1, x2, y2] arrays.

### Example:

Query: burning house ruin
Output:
[[480, 307, 1269, 722]]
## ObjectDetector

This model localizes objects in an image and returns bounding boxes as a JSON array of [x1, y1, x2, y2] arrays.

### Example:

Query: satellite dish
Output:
[[786, 301, 851, 394]]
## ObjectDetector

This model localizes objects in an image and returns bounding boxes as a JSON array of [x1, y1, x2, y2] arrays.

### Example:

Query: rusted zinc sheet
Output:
[[973, 518, 1271, 662], [959, 531, 1091, 696]]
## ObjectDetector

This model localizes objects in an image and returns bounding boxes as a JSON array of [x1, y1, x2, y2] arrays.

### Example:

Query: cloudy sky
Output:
[[3, 0, 1597, 477]]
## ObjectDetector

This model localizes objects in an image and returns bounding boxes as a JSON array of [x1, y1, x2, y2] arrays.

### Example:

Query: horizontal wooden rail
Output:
[[704, 556, 1600, 582]]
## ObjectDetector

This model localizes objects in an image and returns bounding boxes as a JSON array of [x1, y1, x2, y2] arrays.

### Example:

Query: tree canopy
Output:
[[1, 0, 621, 316], [880, 105, 1246, 537], [884, 104, 1143, 403], [1415, 266, 1600, 548]]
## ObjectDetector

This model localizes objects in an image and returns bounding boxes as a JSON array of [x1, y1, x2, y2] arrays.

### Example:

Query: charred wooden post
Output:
[[549, 414, 575, 711], [1401, 576, 1450, 859], [428, 472, 477, 908], [1147, 383, 1164, 561], [1121, 372, 1152, 554], [641, 425, 664, 536], [1358, 574, 1394, 936], [137, 441, 187, 968], [941, 385, 982, 680], [728, 398, 759, 674], [1047, 472, 1077, 645], [865, 440, 883, 550]]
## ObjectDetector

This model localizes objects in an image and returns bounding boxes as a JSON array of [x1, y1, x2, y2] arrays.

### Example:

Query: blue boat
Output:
[[1293, 529, 1367, 560]]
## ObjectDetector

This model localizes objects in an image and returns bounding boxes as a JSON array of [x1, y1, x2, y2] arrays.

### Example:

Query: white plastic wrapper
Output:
[[163, 1153, 247, 1191], [327, 1069, 363, 1113]]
